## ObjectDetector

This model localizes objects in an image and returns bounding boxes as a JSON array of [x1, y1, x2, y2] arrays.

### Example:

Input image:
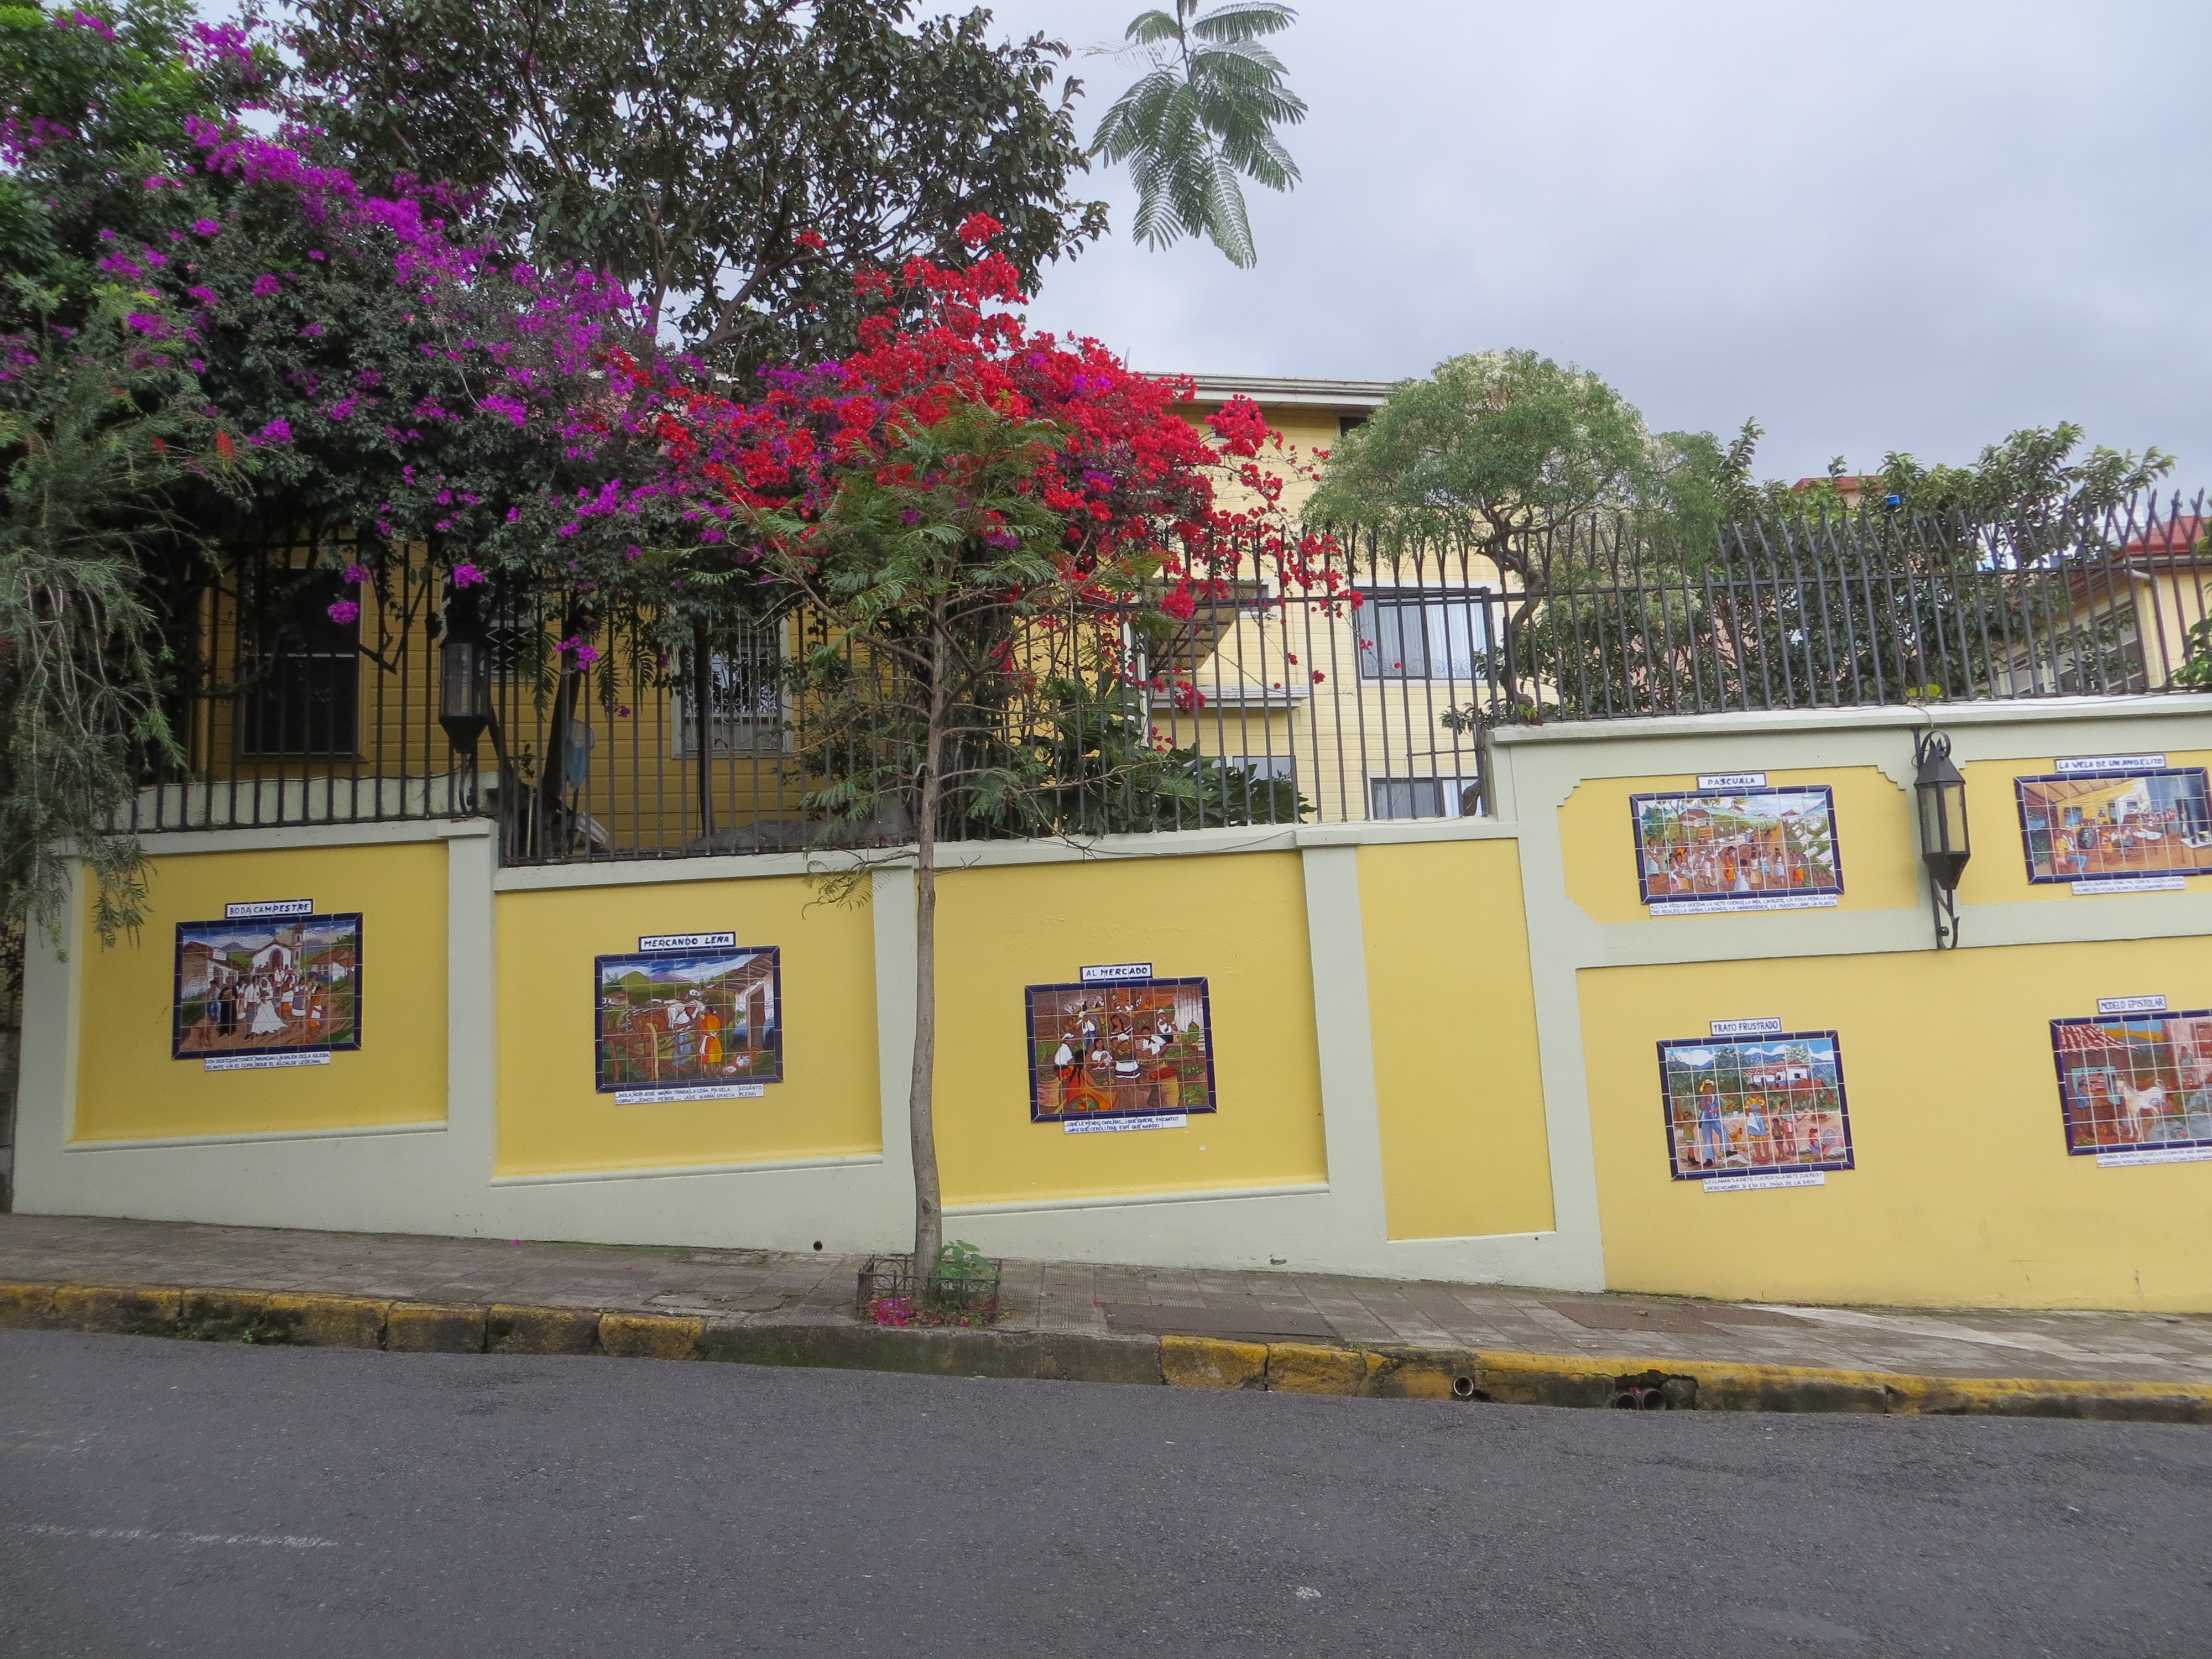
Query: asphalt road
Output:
[[2, 1331, 2207, 1657]]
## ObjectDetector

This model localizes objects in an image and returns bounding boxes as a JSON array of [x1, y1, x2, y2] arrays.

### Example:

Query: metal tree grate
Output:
[[854, 1252, 1003, 1328]]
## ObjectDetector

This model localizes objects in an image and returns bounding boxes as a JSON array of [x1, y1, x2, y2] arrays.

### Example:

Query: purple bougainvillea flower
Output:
[[449, 563, 487, 588], [251, 273, 281, 297], [343, 564, 372, 585], [326, 599, 361, 625], [254, 418, 293, 445], [300, 322, 324, 338], [191, 218, 220, 237]]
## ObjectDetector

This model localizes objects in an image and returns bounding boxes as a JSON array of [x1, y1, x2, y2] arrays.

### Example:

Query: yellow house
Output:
[[1157, 374, 1505, 822], [1993, 513, 2212, 695]]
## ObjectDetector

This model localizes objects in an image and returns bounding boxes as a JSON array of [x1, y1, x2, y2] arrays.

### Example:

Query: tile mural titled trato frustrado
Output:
[[1657, 1030, 1853, 1181]]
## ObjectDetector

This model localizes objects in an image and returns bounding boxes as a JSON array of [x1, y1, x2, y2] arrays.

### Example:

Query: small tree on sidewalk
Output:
[[706, 221, 1326, 1270]]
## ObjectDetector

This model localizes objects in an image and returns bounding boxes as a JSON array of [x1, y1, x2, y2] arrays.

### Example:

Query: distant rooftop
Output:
[[1161, 373, 1397, 410]]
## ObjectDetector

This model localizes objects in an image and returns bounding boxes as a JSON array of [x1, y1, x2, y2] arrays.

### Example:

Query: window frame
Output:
[[1351, 586, 1494, 683], [1366, 774, 1484, 822], [672, 618, 791, 760]]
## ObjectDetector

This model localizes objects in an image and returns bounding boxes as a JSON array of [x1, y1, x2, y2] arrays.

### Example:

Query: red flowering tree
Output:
[[679, 216, 1334, 1274]]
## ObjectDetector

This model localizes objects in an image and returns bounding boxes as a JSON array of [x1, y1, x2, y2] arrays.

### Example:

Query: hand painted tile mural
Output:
[[594, 946, 782, 1093], [2015, 767, 2212, 885], [1027, 978, 1216, 1123], [1657, 1030, 1853, 1180], [173, 914, 362, 1060], [1631, 786, 1841, 912], [2051, 1010, 2212, 1156]]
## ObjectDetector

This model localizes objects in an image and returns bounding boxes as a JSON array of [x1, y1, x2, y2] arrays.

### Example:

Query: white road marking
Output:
[[13, 1522, 341, 1550]]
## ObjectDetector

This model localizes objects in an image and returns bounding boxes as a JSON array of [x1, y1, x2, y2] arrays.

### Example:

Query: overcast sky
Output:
[[980, 1, 2210, 487]]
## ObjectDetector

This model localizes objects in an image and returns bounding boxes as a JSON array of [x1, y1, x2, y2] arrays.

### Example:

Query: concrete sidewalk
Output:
[[5, 1213, 2211, 1416]]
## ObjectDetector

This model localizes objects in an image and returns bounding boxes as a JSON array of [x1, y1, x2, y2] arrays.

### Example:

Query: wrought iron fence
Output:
[[114, 493, 2212, 862], [1503, 492, 2211, 720]]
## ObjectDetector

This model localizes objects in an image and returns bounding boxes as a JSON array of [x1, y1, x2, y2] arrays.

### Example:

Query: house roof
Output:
[[1160, 374, 1397, 411], [2117, 514, 2210, 560]]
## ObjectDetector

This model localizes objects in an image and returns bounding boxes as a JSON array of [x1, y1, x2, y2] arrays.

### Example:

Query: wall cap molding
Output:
[[1490, 693, 2212, 747]]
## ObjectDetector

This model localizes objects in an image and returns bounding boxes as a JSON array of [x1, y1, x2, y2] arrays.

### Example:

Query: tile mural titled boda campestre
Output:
[[1631, 785, 1842, 915], [173, 913, 361, 1062], [594, 946, 782, 1096], [1657, 1030, 1854, 1181], [1027, 977, 1216, 1124]]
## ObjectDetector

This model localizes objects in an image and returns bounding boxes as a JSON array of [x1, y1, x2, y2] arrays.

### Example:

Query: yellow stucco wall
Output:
[[1579, 939, 2212, 1310], [1359, 841, 1553, 1238], [1561, 765, 1920, 923], [493, 875, 880, 1176], [929, 853, 1328, 1207], [1956, 748, 2212, 907], [74, 842, 448, 1140]]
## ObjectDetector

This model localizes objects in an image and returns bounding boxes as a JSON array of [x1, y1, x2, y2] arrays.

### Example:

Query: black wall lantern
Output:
[[1913, 729, 1970, 948], [437, 587, 497, 812]]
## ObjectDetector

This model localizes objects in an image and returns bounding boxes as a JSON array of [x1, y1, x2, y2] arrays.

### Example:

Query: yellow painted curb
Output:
[[1266, 1341, 1387, 1396], [1161, 1334, 1267, 1390], [385, 1302, 489, 1354], [599, 1312, 703, 1360], [50, 1284, 181, 1335], [0, 1281, 57, 1329], [486, 1303, 601, 1355], [262, 1292, 393, 1349], [6, 1277, 2210, 1421]]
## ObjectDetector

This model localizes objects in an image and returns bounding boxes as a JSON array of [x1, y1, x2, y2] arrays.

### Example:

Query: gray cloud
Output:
[[985, 0, 2212, 483]]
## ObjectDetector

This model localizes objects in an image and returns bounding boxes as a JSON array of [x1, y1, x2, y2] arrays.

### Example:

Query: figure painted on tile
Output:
[[1632, 788, 1841, 904], [1660, 1031, 1853, 1180], [173, 915, 362, 1059], [1027, 978, 1217, 1123], [594, 947, 782, 1092]]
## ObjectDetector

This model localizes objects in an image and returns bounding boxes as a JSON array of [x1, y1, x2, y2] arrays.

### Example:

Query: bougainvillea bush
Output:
[[586, 215, 1338, 837]]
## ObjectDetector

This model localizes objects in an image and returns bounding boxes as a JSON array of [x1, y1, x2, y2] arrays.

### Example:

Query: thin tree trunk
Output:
[[907, 621, 950, 1274]]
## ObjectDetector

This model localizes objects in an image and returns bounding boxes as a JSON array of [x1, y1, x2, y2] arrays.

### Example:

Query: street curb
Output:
[[3, 1279, 2208, 1423]]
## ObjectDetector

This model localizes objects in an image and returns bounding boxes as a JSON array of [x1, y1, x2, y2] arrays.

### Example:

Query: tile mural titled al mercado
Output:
[[1631, 785, 1841, 915], [1027, 977, 1216, 1124], [173, 914, 361, 1062], [594, 946, 782, 1096], [1657, 1030, 1853, 1181], [2015, 766, 2212, 887]]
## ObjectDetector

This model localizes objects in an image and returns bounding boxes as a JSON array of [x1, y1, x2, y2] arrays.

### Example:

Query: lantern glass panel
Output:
[[440, 639, 491, 721]]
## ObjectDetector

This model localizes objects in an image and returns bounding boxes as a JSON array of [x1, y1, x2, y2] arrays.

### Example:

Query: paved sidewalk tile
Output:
[[4, 1211, 2211, 1384]]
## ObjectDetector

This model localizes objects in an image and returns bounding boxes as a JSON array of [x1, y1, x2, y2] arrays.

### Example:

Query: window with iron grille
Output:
[[1369, 775, 1481, 821], [238, 566, 359, 756], [1353, 589, 1490, 680], [673, 622, 787, 757]]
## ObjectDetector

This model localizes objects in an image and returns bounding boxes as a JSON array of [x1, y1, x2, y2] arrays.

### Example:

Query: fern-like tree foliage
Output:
[[1091, 0, 1306, 268], [0, 289, 242, 947]]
